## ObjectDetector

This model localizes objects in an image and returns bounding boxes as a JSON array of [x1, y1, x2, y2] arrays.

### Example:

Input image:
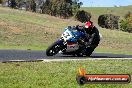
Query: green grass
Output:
[[81, 6, 132, 23], [0, 6, 132, 88], [0, 44, 47, 50], [95, 28, 132, 55], [0, 60, 132, 88], [0, 7, 132, 54], [0, 7, 80, 50]]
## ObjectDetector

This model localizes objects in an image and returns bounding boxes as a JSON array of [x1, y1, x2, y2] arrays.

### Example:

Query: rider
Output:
[[84, 21, 100, 47], [76, 21, 100, 55]]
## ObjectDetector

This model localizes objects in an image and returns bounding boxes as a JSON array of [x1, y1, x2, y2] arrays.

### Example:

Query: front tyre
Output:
[[46, 42, 61, 56]]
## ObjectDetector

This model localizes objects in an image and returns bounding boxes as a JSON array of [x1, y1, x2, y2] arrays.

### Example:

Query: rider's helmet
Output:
[[84, 21, 94, 31]]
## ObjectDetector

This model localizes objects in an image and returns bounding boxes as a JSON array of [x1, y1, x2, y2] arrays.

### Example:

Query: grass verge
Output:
[[0, 59, 132, 88], [0, 44, 47, 50]]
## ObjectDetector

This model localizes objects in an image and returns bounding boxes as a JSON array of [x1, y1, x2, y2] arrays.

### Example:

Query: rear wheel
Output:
[[76, 52, 83, 57], [46, 42, 61, 56], [85, 47, 95, 56], [76, 46, 85, 57], [85, 51, 93, 56]]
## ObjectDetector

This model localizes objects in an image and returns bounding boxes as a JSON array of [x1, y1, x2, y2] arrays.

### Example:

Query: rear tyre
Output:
[[85, 47, 95, 56], [76, 51, 84, 57], [46, 42, 61, 56], [85, 51, 93, 56], [76, 45, 85, 57]]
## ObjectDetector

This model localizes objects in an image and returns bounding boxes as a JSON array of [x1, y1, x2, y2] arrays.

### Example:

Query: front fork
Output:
[[56, 39, 67, 52]]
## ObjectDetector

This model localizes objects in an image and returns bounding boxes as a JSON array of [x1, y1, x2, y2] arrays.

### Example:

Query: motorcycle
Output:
[[46, 26, 102, 56]]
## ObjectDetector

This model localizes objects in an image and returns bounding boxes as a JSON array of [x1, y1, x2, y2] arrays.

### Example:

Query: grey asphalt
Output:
[[0, 50, 132, 62]]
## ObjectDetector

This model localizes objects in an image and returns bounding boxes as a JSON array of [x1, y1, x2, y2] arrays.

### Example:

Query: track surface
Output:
[[0, 50, 132, 62]]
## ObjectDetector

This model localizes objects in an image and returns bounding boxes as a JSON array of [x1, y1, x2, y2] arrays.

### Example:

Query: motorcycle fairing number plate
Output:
[[66, 44, 79, 52], [61, 29, 73, 41]]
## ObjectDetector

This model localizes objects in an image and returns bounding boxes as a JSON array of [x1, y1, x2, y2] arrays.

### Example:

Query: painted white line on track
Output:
[[42, 58, 132, 62], [1, 58, 132, 63], [42, 59, 90, 62], [1, 60, 43, 63]]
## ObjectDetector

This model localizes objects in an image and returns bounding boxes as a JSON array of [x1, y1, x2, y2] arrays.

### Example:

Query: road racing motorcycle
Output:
[[46, 26, 102, 56]]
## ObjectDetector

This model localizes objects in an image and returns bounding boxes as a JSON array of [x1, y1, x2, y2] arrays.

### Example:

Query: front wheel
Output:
[[46, 42, 61, 56]]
